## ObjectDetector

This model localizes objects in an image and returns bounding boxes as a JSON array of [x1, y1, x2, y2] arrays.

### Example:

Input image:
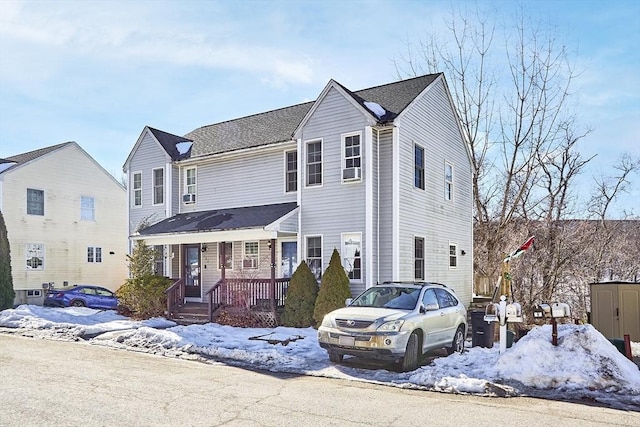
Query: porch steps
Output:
[[169, 303, 211, 325]]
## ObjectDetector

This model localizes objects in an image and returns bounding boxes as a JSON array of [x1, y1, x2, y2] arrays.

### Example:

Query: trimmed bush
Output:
[[313, 248, 352, 327], [116, 274, 173, 319], [282, 261, 318, 327], [0, 211, 15, 310], [117, 239, 170, 319]]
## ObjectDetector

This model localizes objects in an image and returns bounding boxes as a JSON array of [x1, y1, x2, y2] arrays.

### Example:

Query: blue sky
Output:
[[1, 0, 638, 216]]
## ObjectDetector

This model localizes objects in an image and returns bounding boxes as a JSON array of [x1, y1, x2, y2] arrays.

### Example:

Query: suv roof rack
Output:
[[381, 281, 448, 288]]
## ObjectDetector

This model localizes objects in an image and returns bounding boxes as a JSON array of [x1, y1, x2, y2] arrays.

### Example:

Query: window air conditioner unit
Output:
[[343, 167, 362, 181], [182, 193, 196, 204]]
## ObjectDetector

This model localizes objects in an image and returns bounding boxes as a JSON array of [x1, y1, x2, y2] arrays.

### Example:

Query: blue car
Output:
[[44, 285, 119, 310]]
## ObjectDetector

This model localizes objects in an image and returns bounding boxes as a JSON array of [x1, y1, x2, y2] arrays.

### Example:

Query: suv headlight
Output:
[[377, 320, 404, 332], [320, 316, 334, 328]]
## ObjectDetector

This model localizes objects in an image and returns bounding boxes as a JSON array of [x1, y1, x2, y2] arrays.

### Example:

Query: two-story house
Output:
[[0, 142, 128, 305], [123, 73, 473, 315]]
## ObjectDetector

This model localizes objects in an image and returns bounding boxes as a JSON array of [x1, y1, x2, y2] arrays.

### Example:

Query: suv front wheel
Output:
[[400, 331, 421, 372]]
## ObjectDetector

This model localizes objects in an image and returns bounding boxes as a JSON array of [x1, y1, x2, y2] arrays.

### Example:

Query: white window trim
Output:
[[87, 246, 103, 263], [27, 188, 45, 216], [414, 236, 425, 280], [449, 242, 458, 269], [242, 241, 259, 269], [341, 131, 362, 184], [132, 171, 142, 208], [414, 143, 425, 190], [304, 139, 323, 188], [25, 243, 45, 270], [152, 167, 164, 206], [305, 234, 323, 278], [80, 195, 95, 221], [217, 242, 234, 271], [27, 289, 42, 298], [284, 149, 298, 194], [341, 232, 362, 282], [184, 166, 197, 194], [278, 238, 298, 278], [445, 161, 454, 202]]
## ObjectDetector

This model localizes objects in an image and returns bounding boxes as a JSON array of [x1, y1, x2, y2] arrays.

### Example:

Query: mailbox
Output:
[[551, 302, 570, 318], [484, 303, 499, 322], [532, 304, 546, 318], [505, 302, 522, 323]]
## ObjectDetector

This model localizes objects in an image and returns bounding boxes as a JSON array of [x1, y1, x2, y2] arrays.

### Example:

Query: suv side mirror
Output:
[[421, 303, 438, 313], [345, 298, 353, 306]]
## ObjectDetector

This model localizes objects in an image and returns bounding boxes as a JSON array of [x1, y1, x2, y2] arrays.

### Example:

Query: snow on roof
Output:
[[364, 101, 386, 118]]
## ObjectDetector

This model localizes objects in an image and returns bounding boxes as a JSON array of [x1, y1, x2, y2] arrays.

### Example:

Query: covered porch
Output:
[[131, 203, 299, 323]]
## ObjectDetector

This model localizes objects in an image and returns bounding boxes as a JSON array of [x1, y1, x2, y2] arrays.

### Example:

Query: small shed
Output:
[[589, 281, 640, 341]]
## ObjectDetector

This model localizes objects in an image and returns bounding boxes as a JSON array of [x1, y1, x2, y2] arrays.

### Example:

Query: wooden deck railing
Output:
[[165, 278, 185, 317], [204, 277, 290, 322]]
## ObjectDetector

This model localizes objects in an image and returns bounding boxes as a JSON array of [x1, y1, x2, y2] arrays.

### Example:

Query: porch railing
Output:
[[205, 277, 290, 322], [165, 278, 185, 317]]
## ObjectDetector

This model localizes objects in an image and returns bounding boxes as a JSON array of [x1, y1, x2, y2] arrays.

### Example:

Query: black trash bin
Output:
[[471, 311, 495, 348]]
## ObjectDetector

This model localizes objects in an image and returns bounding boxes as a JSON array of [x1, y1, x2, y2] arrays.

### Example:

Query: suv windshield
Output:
[[350, 286, 420, 310]]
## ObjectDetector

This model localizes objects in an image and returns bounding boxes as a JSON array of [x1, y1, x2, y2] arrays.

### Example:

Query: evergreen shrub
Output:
[[313, 248, 352, 327], [281, 261, 318, 327]]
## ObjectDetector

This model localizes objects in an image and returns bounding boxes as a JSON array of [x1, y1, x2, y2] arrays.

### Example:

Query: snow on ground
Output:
[[1, 305, 639, 411]]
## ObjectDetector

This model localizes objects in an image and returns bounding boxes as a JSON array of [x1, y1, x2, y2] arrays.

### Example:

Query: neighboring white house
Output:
[[0, 142, 128, 305], [123, 74, 474, 307]]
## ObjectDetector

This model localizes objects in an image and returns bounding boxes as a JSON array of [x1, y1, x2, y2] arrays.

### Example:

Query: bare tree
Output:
[[397, 5, 590, 290]]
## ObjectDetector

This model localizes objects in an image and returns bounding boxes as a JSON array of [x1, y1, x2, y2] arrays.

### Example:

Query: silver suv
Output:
[[317, 282, 467, 372]]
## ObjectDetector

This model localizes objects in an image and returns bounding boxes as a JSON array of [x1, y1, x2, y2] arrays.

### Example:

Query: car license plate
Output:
[[338, 335, 355, 346]]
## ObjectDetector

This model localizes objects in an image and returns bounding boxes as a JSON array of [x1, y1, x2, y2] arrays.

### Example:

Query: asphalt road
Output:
[[0, 334, 637, 426]]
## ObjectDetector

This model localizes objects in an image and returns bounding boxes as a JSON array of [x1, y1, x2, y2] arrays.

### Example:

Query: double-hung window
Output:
[[414, 145, 425, 189], [449, 243, 458, 268], [445, 162, 454, 201], [81, 196, 95, 221], [306, 140, 322, 186], [132, 172, 142, 207], [285, 150, 297, 193], [414, 237, 425, 280], [27, 189, 44, 215], [184, 167, 197, 203], [243, 241, 258, 269], [342, 133, 361, 182], [342, 233, 362, 280], [306, 236, 322, 280], [153, 168, 164, 205]]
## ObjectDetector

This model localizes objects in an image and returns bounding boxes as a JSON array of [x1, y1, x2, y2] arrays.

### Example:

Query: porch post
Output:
[[270, 238, 276, 313], [220, 241, 227, 305]]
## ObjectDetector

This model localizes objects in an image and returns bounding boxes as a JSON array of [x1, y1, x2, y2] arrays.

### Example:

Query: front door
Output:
[[184, 245, 201, 299], [281, 241, 298, 278]]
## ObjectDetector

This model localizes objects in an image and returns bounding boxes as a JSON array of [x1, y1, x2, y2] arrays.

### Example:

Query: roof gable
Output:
[[0, 142, 72, 174]]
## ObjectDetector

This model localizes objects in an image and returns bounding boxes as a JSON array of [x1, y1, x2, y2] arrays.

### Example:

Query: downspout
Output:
[[365, 126, 374, 289], [392, 126, 400, 281], [375, 127, 380, 285]]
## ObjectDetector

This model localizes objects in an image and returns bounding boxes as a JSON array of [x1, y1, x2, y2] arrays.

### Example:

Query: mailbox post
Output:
[[533, 302, 571, 345]]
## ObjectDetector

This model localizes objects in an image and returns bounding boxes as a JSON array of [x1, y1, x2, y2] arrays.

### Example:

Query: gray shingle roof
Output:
[[180, 73, 441, 159], [138, 202, 298, 235], [148, 127, 193, 160], [0, 142, 73, 174]]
